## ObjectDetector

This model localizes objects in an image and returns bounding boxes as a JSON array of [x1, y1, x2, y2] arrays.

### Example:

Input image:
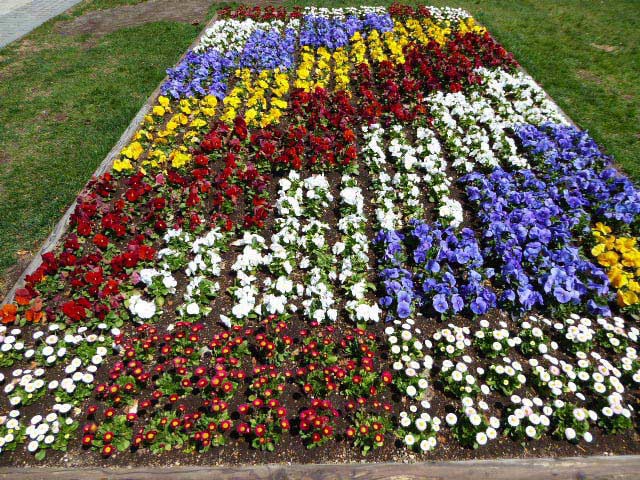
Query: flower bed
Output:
[[1, 3, 639, 467]]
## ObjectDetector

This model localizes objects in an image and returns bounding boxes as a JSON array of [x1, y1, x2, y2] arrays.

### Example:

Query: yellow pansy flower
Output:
[[113, 158, 133, 172], [594, 222, 612, 235], [608, 267, 629, 288], [591, 244, 606, 257], [598, 251, 619, 267], [121, 141, 144, 160], [618, 289, 638, 307], [170, 151, 191, 169], [189, 118, 207, 128]]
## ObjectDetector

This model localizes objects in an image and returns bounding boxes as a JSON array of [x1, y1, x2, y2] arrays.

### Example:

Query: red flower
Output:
[[237, 422, 250, 435], [93, 234, 109, 249], [102, 444, 116, 457], [76, 220, 92, 236], [254, 424, 266, 437], [62, 300, 88, 321], [194, 154, 209, 166], [14, 288, 33, 306]]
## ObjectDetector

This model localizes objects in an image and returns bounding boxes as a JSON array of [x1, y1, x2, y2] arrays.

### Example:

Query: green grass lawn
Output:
[[0, 0, 638, 295]]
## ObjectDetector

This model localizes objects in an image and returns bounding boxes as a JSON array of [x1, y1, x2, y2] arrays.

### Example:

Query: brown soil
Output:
[[0, 251, 32, 300], [55, 0, 217, 37], [0, 150, 10, 165], [590, 43, 619, 53], [576, 69, 603, 85]]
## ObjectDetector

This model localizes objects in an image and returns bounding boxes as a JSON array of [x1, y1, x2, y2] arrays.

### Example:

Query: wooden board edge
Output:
[[2, 455, 640, 480]]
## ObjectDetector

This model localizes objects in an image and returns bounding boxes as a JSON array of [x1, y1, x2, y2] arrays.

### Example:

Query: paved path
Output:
[[0, 0, 82, 48]]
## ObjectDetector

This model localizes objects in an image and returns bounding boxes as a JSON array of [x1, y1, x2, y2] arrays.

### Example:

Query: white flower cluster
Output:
[[440, 357, 483, 397], [25, 410, 74, 454], [196, 18, 299, 53], [428, 67, 571, 174], [128, 293, 157, 320], [303, 6, 388, 18], [258, 172, 304, 317], [415, 126, 463, 227], [362, 123, 464, 229], [300, 175, 338, 323], [433, 324, 472, 357], [388, 309, 640, 452], [4, 367, 46, 407], [145, 228, 226, 323], [361, 124, 401, 231], [446, 397, 500, 447], [0, 326, 25, 366], [0, 409, 22, 453], [138, 267, 178, 294], [478, 67, 569, 126], [386, 321, 433, 399], [426, 6, 472, 22], [0, 321, 114, 456], [399, 400, 441, 452], [388, 124, 426, 221], [225, 232, 269, 325], [505, 395, 553, 440], [337, 172, 380, 323], [429, 89, 521, 172], [518, 316, 558, 355]]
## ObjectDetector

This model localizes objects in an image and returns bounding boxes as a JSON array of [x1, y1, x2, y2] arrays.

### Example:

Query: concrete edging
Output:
[[0, 12, 219, 306]]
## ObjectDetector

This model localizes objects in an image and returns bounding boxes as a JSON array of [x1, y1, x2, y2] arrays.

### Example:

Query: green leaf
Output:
[[114, 438, 131, 451], [35, 449, 46, 461]]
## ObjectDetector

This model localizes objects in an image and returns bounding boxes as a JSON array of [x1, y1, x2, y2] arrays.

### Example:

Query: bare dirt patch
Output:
[[55, 0, 216, 37], [0, 251, 32, 301], [576, 68, 603, 85], [590, 43, 619, 53], [0, 150, 10, 165]]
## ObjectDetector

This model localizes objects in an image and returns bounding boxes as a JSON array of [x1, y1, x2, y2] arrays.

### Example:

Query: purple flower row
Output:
[[463, 167, 611, 315], [374, 123, 637, 322], [300, 13, 393, 50], [375, 221, 495, 320], [516, 123, 640, 227], [239, 27, 298, 72], [162, 49, 237, 99]]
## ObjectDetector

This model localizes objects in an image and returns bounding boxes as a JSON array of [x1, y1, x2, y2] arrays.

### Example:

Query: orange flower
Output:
[[0, 304, 17, 324], [14, 288, 32, 306], [25, 298, 44, 323]]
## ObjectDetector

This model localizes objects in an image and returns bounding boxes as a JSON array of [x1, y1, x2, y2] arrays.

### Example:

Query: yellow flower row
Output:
[[291, 17, 485, 95], [221, 68, 289, 128], [591, 222, 640, 307], [293, 46, 351, 93], [113, 95, 218, 172], [363, 17, 485, 65], [110, 16, 487, 174]]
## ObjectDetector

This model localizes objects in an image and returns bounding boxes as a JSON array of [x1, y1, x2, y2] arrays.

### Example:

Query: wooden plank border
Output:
[[0, 12, 220, 306], [2, 455, 640, 480]]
